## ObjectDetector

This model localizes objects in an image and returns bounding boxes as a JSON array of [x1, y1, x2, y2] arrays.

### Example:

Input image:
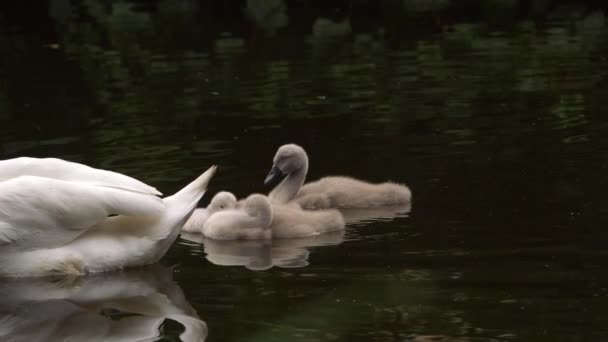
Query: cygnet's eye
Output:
[[220, 205, 224, 209]]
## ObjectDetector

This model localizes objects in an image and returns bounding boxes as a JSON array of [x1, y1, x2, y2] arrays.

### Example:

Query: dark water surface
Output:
[[1, 1, 608, 341]]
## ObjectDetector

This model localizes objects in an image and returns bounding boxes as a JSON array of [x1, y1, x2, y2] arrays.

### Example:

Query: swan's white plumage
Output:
[[0, 176, 165, 250], [0, 157, 162, 195], [0, 159, 217, 277]]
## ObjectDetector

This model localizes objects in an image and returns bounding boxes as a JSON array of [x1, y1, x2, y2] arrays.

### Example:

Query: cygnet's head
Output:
[[264, 144, 308, 186], [207, 191, 237, 213], [244, 194, 273, 227]]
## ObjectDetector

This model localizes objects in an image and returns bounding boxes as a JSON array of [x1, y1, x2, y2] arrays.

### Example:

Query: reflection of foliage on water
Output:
[[245, 0, 288, 34], [31, 0, 608, 146], [403, 0, 450, 13]]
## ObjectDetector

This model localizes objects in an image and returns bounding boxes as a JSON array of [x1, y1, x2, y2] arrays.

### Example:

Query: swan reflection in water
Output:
[[181, 230, 345, 270], [0, 265, 206, 342]]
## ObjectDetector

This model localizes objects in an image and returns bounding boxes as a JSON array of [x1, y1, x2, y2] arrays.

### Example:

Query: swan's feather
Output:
[[0, 176, 165, 250], [0, 157, 161, 195], [0, 164, 217, 277]]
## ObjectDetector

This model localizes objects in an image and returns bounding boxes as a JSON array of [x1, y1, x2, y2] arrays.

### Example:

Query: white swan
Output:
[[201, 193, 345, 240], [0, 158, 217, 277], [264, 144, 412, 209], [182, 191, 237, 233]]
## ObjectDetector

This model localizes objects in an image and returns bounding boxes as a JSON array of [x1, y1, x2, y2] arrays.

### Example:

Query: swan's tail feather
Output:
[[163, 166, 217, 211], [147, 165, 216, 251]]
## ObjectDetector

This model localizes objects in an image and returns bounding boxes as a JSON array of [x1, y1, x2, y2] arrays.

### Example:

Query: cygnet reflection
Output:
[[340, 203, 412, 224], [201, 194, 345, 240], [180, 230, 345, 271], [0, 265, 206, 342]]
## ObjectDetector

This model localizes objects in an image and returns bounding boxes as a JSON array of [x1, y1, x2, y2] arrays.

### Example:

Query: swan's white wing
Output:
[[0, 176, 165, 250], [0, 157, 161, 195]]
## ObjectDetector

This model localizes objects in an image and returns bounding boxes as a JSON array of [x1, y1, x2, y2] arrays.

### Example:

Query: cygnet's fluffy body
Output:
[[296, 177, 411, 209], [265, 144, 411, 209], [202, 194, 272, 240], [271, 204, 344, 238], [182, 192, 237, 233], [201, 193, 345, 240]]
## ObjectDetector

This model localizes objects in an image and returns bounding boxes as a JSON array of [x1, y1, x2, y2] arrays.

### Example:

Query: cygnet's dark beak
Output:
[[264, 165, 287, 187]]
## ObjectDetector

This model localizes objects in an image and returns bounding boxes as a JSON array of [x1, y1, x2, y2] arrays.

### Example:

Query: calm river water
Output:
[[1, 1, 607, 341]]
